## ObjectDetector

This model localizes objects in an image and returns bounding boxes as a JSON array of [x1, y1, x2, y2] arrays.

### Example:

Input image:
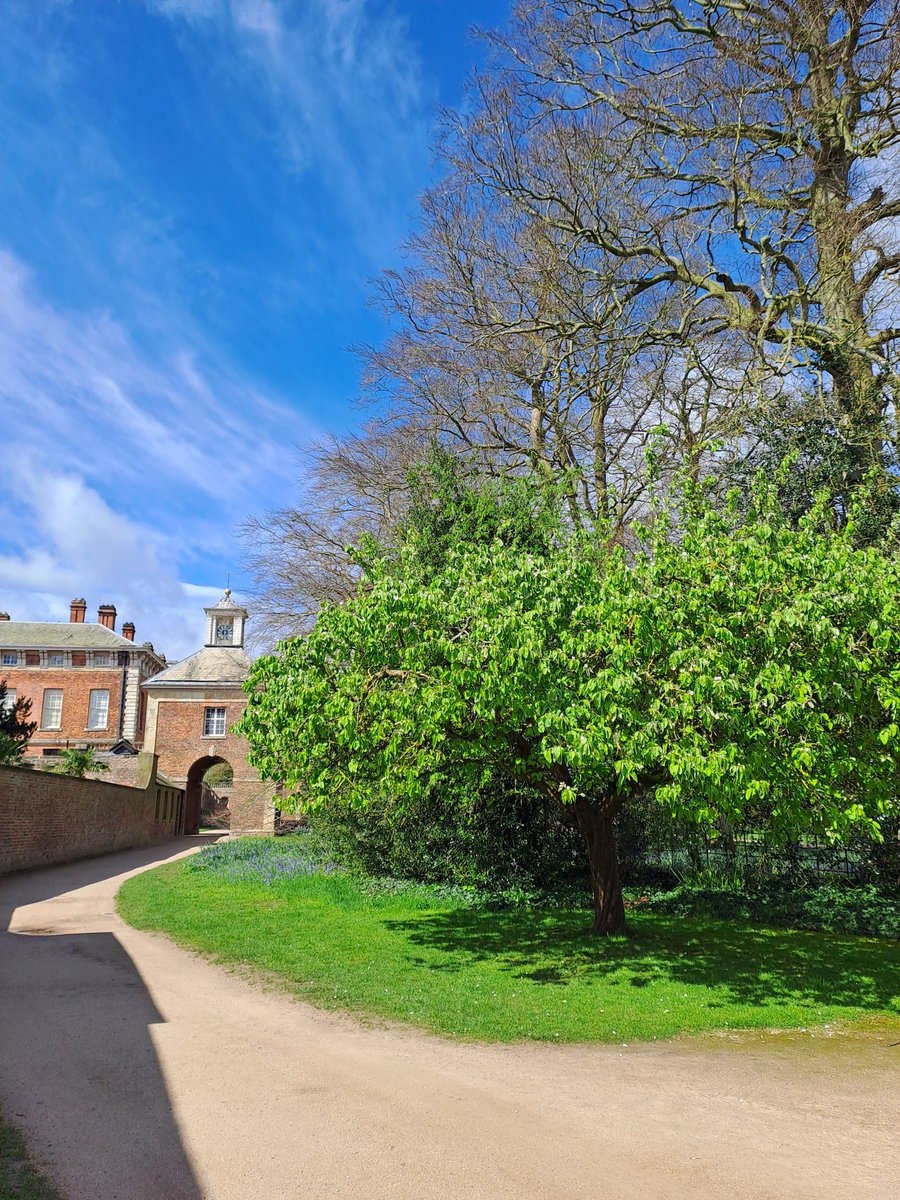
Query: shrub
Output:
[[861, 814, 900, 887], [305, 776, 587, 897], [642, 878, 900, 940], [50, 748, 108, 778]]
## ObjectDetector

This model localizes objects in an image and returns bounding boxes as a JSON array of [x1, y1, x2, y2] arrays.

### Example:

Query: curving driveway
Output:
[[0, 839, 897, 1200]]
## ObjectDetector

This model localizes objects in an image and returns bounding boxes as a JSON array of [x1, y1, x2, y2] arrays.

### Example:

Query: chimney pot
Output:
[[70, 598, 87, 623], [97, 604, 117, 630], [122, 622, 135, 642]]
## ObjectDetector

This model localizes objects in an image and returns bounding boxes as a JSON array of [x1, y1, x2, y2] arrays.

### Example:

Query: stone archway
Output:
[[184, 755, 230, 836]]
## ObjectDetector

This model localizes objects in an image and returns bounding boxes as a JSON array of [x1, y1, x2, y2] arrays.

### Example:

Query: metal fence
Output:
[[619, 807, 898, 885]]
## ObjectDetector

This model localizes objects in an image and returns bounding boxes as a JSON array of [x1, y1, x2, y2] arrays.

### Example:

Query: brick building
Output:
[[0, 600, 165, 762], [141, 591, 275, 836]]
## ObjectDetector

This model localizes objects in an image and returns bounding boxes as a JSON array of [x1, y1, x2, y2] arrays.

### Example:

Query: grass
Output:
[[116, 841, 900, 1043], [0, 1118, 63, 1200]]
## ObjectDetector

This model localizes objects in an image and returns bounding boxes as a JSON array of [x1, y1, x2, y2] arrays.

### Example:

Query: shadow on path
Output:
[[0, 839, 217, 1200]]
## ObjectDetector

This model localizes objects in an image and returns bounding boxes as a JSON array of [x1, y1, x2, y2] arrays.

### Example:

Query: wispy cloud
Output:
[[149, 0, 432, 263], [0, 0, 439, 660], [0, 249, 313, 521]]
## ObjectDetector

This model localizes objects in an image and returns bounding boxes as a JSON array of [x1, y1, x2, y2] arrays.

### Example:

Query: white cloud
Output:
[[0, 0, 436, 661], [0, 466, 218, 658], [0, 247, 316, 658]]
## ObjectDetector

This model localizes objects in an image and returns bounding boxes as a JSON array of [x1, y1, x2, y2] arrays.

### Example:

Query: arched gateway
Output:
[[140, 591, 275, 836], [185, 754, 232, 832]]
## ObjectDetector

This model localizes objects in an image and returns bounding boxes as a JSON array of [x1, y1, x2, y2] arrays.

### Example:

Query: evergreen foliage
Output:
[[403, 444, 560, 574], [0, 681, 36, 766], [307, 781, 586, 897]]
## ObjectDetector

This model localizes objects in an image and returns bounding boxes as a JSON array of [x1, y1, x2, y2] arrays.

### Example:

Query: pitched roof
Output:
[[143, 645, 251, 687], [0, 621, 154, 651], [206, 588, 248, 615]]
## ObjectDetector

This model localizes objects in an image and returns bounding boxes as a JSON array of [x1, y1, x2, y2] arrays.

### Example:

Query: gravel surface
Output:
[[1, 838, 897, 1200]]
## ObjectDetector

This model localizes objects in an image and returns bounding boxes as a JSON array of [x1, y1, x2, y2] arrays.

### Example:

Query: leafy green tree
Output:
[[50, 747, 109, 779], [334, 449, 583, 891], [0, 681, 36, 766], [239, 490, 900, 935]]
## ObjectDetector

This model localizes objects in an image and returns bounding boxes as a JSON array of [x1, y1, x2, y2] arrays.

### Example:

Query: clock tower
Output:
[[142, 588, 275, 837], [204, 589, 247, 649]]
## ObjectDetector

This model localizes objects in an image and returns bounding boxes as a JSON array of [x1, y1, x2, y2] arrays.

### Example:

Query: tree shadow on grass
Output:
[[382, 908, 900, 1012]]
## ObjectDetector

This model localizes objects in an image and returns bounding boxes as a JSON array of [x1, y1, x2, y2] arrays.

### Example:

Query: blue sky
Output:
[[0, 0, 510, 657]]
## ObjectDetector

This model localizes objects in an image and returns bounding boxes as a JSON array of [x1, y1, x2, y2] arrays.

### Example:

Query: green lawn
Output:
[[117, 854, 900, 1043], [0, 1118, 63, 1200]]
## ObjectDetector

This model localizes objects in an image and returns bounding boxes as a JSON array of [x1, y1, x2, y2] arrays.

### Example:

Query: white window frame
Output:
[[0, 688, 16, 715], [2, 651, 18, 666], [41, 689, 63, 730], [47, 652, 65, 668], [93, 652, 112, 667], [87, 689, 110, 731], [203, 706, 227, 737]]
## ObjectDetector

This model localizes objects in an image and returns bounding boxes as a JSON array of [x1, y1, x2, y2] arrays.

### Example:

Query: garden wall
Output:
[[0, 754, 183, 875]]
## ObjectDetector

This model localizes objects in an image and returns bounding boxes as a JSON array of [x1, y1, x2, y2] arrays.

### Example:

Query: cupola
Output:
[[203, 588, 248, 649]]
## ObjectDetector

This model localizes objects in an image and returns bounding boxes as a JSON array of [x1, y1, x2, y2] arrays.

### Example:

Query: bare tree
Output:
[[461, 0, 900, 474], [360, 130, 750, 534], [241, 419, 430, 645], [246, 0, 897, 631]]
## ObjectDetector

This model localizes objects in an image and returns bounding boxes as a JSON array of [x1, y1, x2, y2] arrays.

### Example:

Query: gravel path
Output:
[[0, 838, 897, 1200]]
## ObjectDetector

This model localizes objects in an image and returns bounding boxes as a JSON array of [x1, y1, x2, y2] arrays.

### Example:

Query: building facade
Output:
[[141, 591, 275, 836], [0, 600, 165, 762]]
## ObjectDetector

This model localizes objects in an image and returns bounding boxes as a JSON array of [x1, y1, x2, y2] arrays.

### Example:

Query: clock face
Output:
[[215, 620, 233, 643]]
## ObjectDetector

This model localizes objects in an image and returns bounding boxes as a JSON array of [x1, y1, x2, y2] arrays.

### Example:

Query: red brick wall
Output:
[[149, 694, 273, 835], [3, 667, 126, 750], [152, 695, 252, 782], [0, 755, 183, 876]]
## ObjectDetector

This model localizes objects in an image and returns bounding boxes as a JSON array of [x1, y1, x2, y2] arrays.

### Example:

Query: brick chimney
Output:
[[122, 621, 135, 642], [97, 604, 117, 630], [0, 613, 9, 621], [70, 598, 87, 623]]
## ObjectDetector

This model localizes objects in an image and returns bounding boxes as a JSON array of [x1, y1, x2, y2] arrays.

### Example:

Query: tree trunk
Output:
[[574, 796, 626, 936], [806, 42, 885, 476]]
